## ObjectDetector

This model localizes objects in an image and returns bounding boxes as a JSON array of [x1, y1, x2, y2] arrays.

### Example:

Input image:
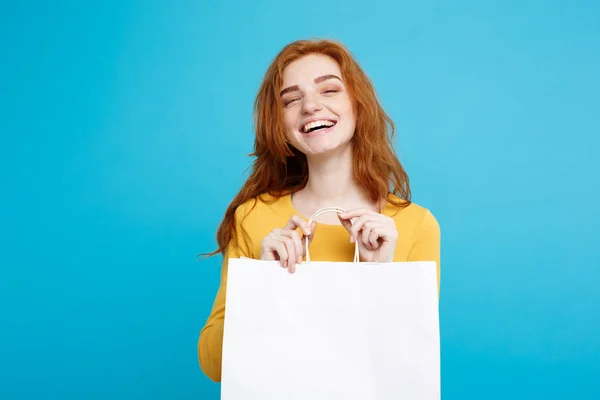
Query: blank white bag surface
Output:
[[221, 258, 440, 400]]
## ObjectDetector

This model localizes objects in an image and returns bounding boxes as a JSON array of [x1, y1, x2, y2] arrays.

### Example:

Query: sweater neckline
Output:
[[283, 192, 397, 229]]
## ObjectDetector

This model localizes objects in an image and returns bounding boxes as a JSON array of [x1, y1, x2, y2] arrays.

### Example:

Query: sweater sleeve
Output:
[[198, 205, 252, 382], [406, 209, 441, 294]]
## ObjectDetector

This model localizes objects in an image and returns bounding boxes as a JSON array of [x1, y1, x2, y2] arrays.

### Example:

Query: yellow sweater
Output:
[[198, 193, 441, 382]]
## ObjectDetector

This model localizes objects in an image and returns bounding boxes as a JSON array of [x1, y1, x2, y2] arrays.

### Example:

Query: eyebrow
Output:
[[280, 74, 342, 97]]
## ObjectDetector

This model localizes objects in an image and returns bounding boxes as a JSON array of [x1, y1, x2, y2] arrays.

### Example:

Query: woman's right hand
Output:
[[260, 215, 316, 273]]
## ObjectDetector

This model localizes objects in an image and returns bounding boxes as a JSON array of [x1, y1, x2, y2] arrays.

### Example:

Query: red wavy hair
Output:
[[203, 39, 411, 258]]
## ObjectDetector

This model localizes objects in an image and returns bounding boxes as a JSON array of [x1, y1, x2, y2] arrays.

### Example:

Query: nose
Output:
[[301, 93, 323, 114]]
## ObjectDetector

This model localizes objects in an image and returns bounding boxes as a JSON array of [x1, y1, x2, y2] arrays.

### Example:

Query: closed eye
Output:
[[284, 98, 300, 106]]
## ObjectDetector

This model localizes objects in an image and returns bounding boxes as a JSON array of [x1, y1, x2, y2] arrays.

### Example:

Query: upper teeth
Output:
[[302, 120, 335, 133]]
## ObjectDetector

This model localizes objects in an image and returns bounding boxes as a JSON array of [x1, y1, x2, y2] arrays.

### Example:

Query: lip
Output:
[[302, 122, 337, 137], [299, 117, 338, 132]]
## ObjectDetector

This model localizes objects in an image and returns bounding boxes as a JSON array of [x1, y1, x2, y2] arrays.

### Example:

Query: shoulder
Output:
[[384, 194, 440, 237], [229, 193, 295, 258], [233, 192, 293, 221], [232, 192, 295, 239]]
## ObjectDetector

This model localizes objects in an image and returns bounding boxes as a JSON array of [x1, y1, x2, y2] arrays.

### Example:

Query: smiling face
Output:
[[280, 54, 356, 156]]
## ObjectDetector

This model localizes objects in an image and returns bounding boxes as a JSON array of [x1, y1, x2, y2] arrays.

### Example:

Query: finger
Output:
[[339, 213, 374, 243], [271, 228, 284, 236], [360, 222, 383, 250], [262, 234, 283, 261], [284, 215, 312, 236], [350, 215, 371, 241], [308, 221, 317, 241], [261, 238, 276, 260], [280, 236, 296, 270], [365, 221, 396, 243], [276, 229, 303, 263], [284, 236, 298, 273], [368, 229, 380, 250], [271, 239, 288, 268], [288, 229, 303, 264], [337, 213, 353, 238], [352, 215, 385, 240], [303, 221, 317, 252], [361, 225, 373, 250], [289, 256, 297, 273]]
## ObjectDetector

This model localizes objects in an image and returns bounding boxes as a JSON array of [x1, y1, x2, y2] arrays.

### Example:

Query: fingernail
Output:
[[297, 256, 302, 264], [350, 236, 355, 243], [305, 228, 311, 235]]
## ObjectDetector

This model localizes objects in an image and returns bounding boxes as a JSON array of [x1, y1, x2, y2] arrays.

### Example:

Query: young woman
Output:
[[198, 39, 440, 382]]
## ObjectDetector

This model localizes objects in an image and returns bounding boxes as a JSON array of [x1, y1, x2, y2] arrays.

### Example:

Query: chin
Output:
[[300, 136, 353, 157], [289, 125, 354, 156]]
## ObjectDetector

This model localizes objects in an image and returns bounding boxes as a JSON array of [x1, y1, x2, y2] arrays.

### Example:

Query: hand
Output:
[[338, 209, 398, 262], [260, 215, 316, 273]]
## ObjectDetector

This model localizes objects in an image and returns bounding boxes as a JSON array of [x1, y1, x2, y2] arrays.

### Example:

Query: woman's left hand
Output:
[[338, 209, 398, 262]]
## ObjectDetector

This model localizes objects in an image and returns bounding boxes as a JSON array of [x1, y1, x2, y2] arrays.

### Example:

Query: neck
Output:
[[295, 144, 374, 214]]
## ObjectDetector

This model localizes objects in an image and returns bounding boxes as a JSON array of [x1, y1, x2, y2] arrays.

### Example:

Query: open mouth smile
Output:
[[301, 119, 337, 134]]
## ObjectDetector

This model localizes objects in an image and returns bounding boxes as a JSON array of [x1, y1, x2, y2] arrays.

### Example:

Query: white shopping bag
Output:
[[221, 208, 440, 400]]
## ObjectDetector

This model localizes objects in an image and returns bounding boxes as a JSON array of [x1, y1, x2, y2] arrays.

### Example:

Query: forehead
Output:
[[282, 54, 342, 86]]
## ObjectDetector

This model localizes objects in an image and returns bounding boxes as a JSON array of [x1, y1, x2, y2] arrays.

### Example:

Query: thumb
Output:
[[302, 221, 318, 256], [306, 221, 317, 245]]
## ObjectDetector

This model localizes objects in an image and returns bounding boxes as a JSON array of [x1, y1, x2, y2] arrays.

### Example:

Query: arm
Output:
[[406, 209, 441, 294], [198, 207, 251, 382]]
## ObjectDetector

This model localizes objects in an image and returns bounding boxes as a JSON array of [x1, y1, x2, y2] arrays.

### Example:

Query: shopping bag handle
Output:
[[305, 207, 360, 263]]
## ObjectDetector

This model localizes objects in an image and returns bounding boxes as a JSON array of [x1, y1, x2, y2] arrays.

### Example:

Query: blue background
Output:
[[1, 1, 599, 399]]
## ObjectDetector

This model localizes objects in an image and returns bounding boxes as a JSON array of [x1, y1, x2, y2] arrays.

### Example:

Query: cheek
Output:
[[283, 111, 296, 131], [283, 112, 299, 142], [334, 95, 355, 118], [339, 102, 355, 125]]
